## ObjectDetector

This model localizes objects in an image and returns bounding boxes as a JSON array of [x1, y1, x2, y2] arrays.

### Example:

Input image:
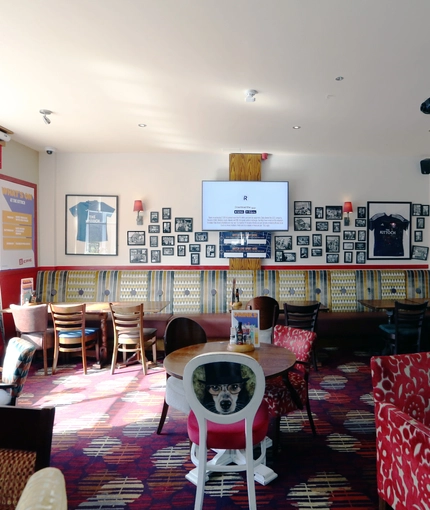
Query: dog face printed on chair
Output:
[[195, 362, 254, 414]]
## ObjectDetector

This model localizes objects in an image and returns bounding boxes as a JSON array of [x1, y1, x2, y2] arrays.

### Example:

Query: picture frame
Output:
[[275, 251, 296, 262], [175, 217, 193, 232], [148, 224, 160, 233], [344, 251, 353, 263], [411, 245, 429, 260], [189, 244, 200, 252], [326, 253, 339, 263], [315, 221, 329, 231], [332, 221, 341, 232], [343, 242, 354, 250], [150, 211, 159, 223], [66, 194, 118, 256], [300, 247, 309, 258], [412, 204, 422, 216], [191, 253, 200, 265], [195, 232, 208, 242], [312, 234, 322, 247], [177, 234, 189, 243], [162, 207, 171, 220], [367, 201, 412, 260], [163, 221, 171, 233], [151, 249, 161, 263], [422, 205, 429, 216], [127, 231, 145, 246], [326, 235, 340, 253], [355, 242, 366, 250], [358, 230, 366, 241], [129, 248, 147, 263], [296, 235, 310, 246], [357, 206, 366, 218], [417, 217, 425, 229], [161, 235, 175, 246], [294, 217, 311, 231], [315, 207, 324, 219], [414, 231, 423, 242], [162, 247, 174, 256], [177, 245, 186, 257], [343, 230, 356, 240], [294, 201, 312, 215], [355, 219, 367, 227], [325, 205, 343, 220], [206, 244, 216, 257], [149, 235, 158, 247], [275, 236, 292, 250], [311, 248, 322, 257], [356, 251, 366, 264]]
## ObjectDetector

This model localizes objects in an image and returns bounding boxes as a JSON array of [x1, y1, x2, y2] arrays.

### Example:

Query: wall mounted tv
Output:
[[202, 181, 289, 231]]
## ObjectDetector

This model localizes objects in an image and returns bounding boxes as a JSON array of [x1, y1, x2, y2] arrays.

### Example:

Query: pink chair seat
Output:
[[188, 400, 269, 450], [264, 373, 307, 417]]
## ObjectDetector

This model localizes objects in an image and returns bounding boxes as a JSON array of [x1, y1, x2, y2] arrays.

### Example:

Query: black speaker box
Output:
[[421, 159, 430, 174]]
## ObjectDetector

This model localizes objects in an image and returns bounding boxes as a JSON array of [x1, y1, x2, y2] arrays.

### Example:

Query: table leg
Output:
[[92, 312, 108, 369]]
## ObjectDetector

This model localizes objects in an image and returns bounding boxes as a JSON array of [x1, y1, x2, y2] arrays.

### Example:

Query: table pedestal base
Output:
[[185, 437, 278, 486]]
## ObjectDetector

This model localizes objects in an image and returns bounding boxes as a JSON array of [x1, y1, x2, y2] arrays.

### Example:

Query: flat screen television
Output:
[[202, 181, 289, 231]]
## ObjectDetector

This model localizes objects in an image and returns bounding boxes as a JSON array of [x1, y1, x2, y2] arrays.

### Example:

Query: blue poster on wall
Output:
[[219, 231, 271, 259]]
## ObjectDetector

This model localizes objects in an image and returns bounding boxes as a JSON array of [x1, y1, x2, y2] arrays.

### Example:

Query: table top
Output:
[[1, 301, 170, 314], [359, 298, 430, 311], [164, 341, 296, 380]]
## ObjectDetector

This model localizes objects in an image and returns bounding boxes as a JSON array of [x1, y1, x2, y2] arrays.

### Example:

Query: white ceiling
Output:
[[2, 0, 430, 156]]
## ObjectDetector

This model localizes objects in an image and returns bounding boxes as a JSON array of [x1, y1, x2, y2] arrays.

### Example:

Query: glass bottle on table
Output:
[[236, 321, 243, 344]]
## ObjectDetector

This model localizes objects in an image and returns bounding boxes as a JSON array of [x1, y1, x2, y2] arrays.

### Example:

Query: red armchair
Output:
[[371, 352, 430, 510]]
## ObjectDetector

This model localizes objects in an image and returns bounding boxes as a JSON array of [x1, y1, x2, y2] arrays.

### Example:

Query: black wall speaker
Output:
[[421, 159, 430, 174]]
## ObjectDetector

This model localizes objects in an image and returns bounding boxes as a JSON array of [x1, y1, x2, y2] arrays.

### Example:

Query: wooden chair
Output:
[[109, 303, 157, 375], [157, 317, 207, 434], [50, 303, 100, 375], [284, 302, 321, 370], [246, 296, 279, 344], [10, 303, 53, 375], [0, 405, 55, 508]]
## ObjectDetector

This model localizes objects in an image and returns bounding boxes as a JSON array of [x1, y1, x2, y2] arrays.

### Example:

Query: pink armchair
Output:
[[370, 352, 430, 510]]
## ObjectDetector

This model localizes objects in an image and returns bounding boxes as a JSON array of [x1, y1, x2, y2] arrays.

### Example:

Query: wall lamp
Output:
[[133, 200, 144, 225], [343, 201, 353, 226]]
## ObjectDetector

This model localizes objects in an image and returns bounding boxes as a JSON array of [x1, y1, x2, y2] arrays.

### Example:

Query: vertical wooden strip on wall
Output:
[[229, 154, 262, 270]]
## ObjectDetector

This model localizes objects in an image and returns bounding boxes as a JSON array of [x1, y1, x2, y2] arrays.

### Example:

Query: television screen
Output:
[[202, 181, 289, 231]]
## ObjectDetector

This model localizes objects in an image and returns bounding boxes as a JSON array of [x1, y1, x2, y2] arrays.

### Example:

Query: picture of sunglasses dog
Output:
[[195, 362, 255, 415]]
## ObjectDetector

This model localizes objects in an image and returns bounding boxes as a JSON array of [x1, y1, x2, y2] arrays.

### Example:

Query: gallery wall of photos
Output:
[[126, 202, 429, 265]]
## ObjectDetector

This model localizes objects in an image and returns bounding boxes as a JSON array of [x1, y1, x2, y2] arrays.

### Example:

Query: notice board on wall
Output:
[[0, 174, 37, 269], [219, 231, 272, 259]]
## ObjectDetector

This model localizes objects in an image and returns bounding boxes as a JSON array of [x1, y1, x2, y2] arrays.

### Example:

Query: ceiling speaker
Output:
[[420, 159, 430, 174]]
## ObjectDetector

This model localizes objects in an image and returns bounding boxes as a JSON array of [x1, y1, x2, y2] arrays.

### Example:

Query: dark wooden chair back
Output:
[[164, 317, 207, 356], [283, 302, 321, 331], [246, 296, 280, 331]]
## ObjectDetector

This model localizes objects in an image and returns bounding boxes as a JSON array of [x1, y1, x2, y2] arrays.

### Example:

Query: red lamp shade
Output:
[[133, 200, 143, 213], [343, 201, 353, 213]]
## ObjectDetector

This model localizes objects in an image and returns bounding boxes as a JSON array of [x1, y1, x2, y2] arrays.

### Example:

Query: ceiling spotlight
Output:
[[335, 76, 344, 81], [245, 89, 258, 102], [39, 109, 52, 124]]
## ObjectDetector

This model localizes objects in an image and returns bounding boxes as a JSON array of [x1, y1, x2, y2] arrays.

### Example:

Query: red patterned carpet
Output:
[[19, 347, 378, 509]]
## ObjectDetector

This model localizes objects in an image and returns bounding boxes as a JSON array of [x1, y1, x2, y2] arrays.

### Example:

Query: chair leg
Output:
[[140, 339, 148, 375], [52, 337, 59, 375], [151, 341, 157, 364], [81, 340, 88, 375], [42, 341, 48, 376], [272, 416, 281, 458], [111, 337, 118, 375], [312, 346, 318, 371], [306, 398, 317, 436], [379, 496, 393, 510], [157, 400, 169, 434]]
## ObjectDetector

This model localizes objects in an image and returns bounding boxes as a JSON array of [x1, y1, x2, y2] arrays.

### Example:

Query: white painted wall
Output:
[[37, 151, 430, 267]]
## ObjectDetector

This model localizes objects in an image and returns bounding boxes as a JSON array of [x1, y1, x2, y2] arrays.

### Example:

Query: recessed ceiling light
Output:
[[138, 123, 147, 128], [335, 76, 344, 81], [292, 126, 301, 129]]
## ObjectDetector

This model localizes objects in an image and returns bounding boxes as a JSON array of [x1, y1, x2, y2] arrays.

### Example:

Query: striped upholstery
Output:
[[330, 270, 357, 312], [405, 270, 429, 299], [200, 270, 228, 313], [1, 337, 36, 402]]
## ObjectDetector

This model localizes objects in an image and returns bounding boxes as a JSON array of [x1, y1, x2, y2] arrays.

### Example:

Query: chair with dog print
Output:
[[184, 352, 270, 510]]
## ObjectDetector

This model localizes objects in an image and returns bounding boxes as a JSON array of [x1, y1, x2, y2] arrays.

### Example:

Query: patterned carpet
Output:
[[19, 347, 378, 509]]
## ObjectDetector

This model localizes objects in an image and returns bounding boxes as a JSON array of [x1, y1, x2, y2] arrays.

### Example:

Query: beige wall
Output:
[[1, 140, 38, 183]]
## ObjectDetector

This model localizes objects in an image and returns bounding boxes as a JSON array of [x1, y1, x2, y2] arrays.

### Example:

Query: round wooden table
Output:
[[163, 341, 296, 380]]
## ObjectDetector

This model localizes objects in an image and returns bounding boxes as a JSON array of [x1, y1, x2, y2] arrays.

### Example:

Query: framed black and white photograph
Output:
[[189, 244, 200, 252], [163, 221, 171, 233], [191, 253, 200, 265], [417, 217, 425, 229], [294, 217, 311, 231], [175, 217, 193, 232], [161, 235, 175, 246], [325, 205, 343, 220], [412, 204, 422, 216], [355, 242, 366, 250], [66, 194, 118, 256], [297, 236, 310, 246], [162, 247, 174, 256], [149, 235, 158, 247], [358, 230, 366, 241], [294, 201, 312, 215], [343, 230, 356, 240], [326, 253, 339, 263], [177, 245, 186, 256], [150, 211, 159, 223], [357, 207, 366, 218], [127, 231, 145, 246], [151, 249, 161, 263], [326, 235, 340, 253], [311, 248, 323, 257], [344, 251, 353, 263], [195, 232, 208, 242], [275, 251, 296, 262], [206, 245, 216, 257], [422, 205, 429, 216], [300, 247, 309, 258], [315, 221, 329, 231], [162, 207, 171, 220], [355, 219, 367, 227], [275, 236, 292, 250], [315, 207, 324, 219], [148, 224, 160, 234], [356, 251, 366, 264], [332, 221, 341, 232], [177, 234, 189, 243], [312, 234, 322, 246], [367, 201, 412, 260], [415, 231, 423, 242], [411, 245, 429, 260], [343, 242, 354, 250], [129, 248, 147, 263]]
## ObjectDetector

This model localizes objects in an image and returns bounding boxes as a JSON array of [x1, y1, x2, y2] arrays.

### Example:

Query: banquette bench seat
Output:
[[35, 268, 430, 351]]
